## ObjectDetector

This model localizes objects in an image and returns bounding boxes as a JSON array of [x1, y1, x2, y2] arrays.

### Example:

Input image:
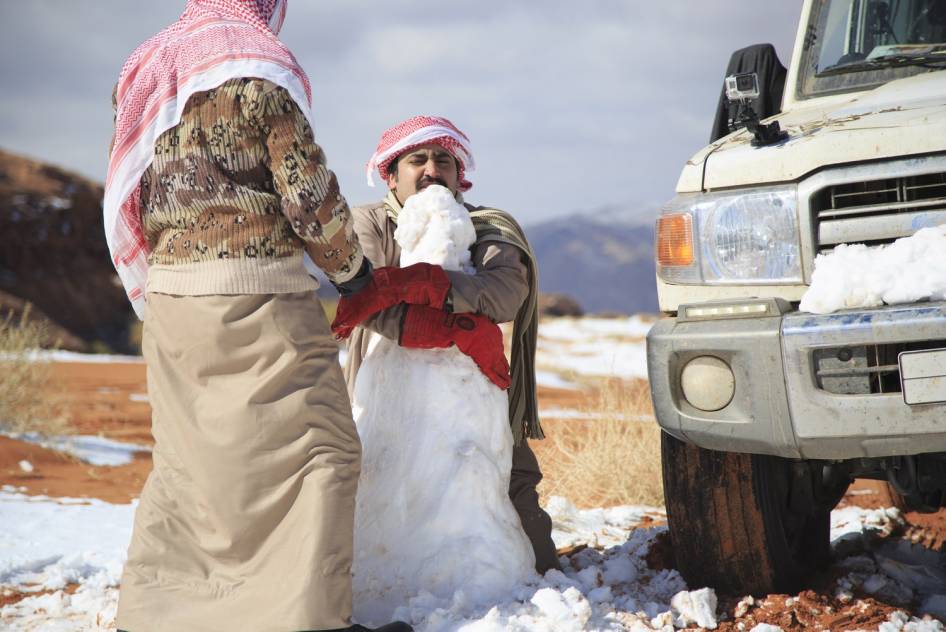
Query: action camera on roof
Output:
[[724, 71, 786, 147], [725, 72, 761, 102]]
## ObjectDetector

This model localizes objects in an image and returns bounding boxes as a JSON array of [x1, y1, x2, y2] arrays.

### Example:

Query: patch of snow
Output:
[[10, 350, 144, 364], [831, 505, 903, 542], [561, 344, 646, 380], [127, 393, 149, 403], [879, 610, 944, 632], [800, 225, 946, 314], [830, 512, 946, 620], [18, 461, 33, 474], [547, 496, 664, 551], [539, 317, 653, 341], [535, 316, 651, 380], [4, 432, 150, 466], [535, 370, 582, 391], [539, 408, 599, 420], [537, 340, 648, 380], [4, 491, 944, 631], [0, 490, 134, 630], [378, 525, 687, 631], [671, 587, 717, 629]]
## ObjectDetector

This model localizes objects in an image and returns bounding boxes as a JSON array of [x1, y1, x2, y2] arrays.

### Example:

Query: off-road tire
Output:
[[661, 431, 831, 595]]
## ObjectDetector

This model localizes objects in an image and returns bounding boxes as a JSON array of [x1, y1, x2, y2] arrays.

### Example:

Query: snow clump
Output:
[[800, 225, 946, 314]]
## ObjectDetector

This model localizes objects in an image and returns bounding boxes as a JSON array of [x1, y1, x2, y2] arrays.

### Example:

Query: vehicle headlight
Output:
[[656, 185, 801, 285]]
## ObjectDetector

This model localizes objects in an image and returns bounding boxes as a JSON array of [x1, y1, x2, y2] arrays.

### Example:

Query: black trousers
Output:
[[509, 441, 560, 573]]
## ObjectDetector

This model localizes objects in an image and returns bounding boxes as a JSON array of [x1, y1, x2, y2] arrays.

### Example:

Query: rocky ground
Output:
[[2, 361, 945, 629]]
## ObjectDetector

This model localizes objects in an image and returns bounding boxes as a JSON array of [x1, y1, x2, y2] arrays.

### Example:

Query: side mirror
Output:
[[710, 44, 787, 143]]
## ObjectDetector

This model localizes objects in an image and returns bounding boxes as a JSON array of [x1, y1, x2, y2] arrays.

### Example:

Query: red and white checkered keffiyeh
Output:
[[366, 115, 475, 192], [103, 0, 307, 319]]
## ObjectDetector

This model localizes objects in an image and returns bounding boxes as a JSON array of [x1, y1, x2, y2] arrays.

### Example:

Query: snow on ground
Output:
[[1, 432, 150, 466], [800, 225, 946, 314], [2, 490, 942, 631], [535, 316, 652, 381], [535, 370, 581, 391], [0, 487, 134, 631], [539, 317, 654, 342], [829, 506, 946, 625], [539, 409, 652, 422], [7, 350, 144, 364], [11, 317, 644, 391]]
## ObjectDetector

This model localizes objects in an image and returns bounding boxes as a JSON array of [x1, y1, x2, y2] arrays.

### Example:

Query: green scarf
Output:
[[384, 192, 543, 445]]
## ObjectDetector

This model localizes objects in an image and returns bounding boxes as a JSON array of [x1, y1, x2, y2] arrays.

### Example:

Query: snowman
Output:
[[350, 185, 536, 622]]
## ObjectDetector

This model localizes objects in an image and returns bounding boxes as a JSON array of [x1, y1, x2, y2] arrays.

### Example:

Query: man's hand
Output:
[[399, 305, 511, 389], [331, 263, 451, 339]]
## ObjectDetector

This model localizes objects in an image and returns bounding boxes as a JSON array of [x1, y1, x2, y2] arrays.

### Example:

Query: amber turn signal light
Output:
[[656, 213, 694, 266]]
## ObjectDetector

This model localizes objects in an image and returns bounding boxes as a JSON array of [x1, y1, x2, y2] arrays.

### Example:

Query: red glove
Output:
[[331, 263, 451, 339], [399, 305, 511, 390]]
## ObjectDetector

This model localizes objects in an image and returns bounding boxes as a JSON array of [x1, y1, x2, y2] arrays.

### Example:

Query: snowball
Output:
[[394, 184, 476, 272]]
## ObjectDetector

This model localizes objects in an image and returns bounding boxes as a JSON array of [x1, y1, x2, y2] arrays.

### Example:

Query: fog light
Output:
[[681, 356, 735, 412]]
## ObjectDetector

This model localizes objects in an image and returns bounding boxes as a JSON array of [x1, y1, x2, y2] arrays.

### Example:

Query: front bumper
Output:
[[647, 301, 946, 460]]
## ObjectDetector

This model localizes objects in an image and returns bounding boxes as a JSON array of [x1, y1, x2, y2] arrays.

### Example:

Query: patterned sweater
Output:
[[137, 77, 363, 295]]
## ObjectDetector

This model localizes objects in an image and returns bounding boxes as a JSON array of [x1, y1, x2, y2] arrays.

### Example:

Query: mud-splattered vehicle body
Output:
[[648, 0, 946, 593]]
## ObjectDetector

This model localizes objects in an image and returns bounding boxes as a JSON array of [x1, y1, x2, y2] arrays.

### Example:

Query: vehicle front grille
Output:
[[814, 339, 946, 395], [811, 172, 946, 253]]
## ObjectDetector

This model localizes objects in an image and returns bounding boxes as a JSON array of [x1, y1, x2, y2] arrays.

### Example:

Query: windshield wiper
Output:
[[818, 54, 946, 77]]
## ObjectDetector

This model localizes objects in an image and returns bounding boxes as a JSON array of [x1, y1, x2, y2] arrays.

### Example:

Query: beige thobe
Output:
[[117, 292, 360, 632]]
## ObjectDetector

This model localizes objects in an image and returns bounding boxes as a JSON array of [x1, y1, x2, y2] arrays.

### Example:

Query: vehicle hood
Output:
[[678, 70, 946, 193]]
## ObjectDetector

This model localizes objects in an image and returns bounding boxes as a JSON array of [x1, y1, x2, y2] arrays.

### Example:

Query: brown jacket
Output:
[[136, 78, 363, 295], [343, 192, 529, 398]]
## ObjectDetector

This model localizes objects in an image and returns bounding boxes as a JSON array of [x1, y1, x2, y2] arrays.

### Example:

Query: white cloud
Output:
[[0, 1, 801, 223]]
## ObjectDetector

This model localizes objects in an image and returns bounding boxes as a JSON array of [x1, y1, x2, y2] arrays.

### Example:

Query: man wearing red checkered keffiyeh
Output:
[[333, 116, 560, 575], [109, 3, 421, 631]]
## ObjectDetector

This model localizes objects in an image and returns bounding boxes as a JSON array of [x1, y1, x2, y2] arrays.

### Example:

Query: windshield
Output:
[[799, 0, 946, 99]]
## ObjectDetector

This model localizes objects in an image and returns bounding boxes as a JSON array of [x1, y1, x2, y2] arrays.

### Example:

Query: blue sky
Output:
[[0, 2, 800, 225]]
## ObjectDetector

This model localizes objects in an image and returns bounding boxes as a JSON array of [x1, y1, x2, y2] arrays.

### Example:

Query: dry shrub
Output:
[[0, 306, 68, 435], [536, 378, 664, 509]]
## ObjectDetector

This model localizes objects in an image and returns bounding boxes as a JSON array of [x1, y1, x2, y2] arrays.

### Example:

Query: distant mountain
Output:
[[0, 148, 135, 352], [525, 209, 658, 315]]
